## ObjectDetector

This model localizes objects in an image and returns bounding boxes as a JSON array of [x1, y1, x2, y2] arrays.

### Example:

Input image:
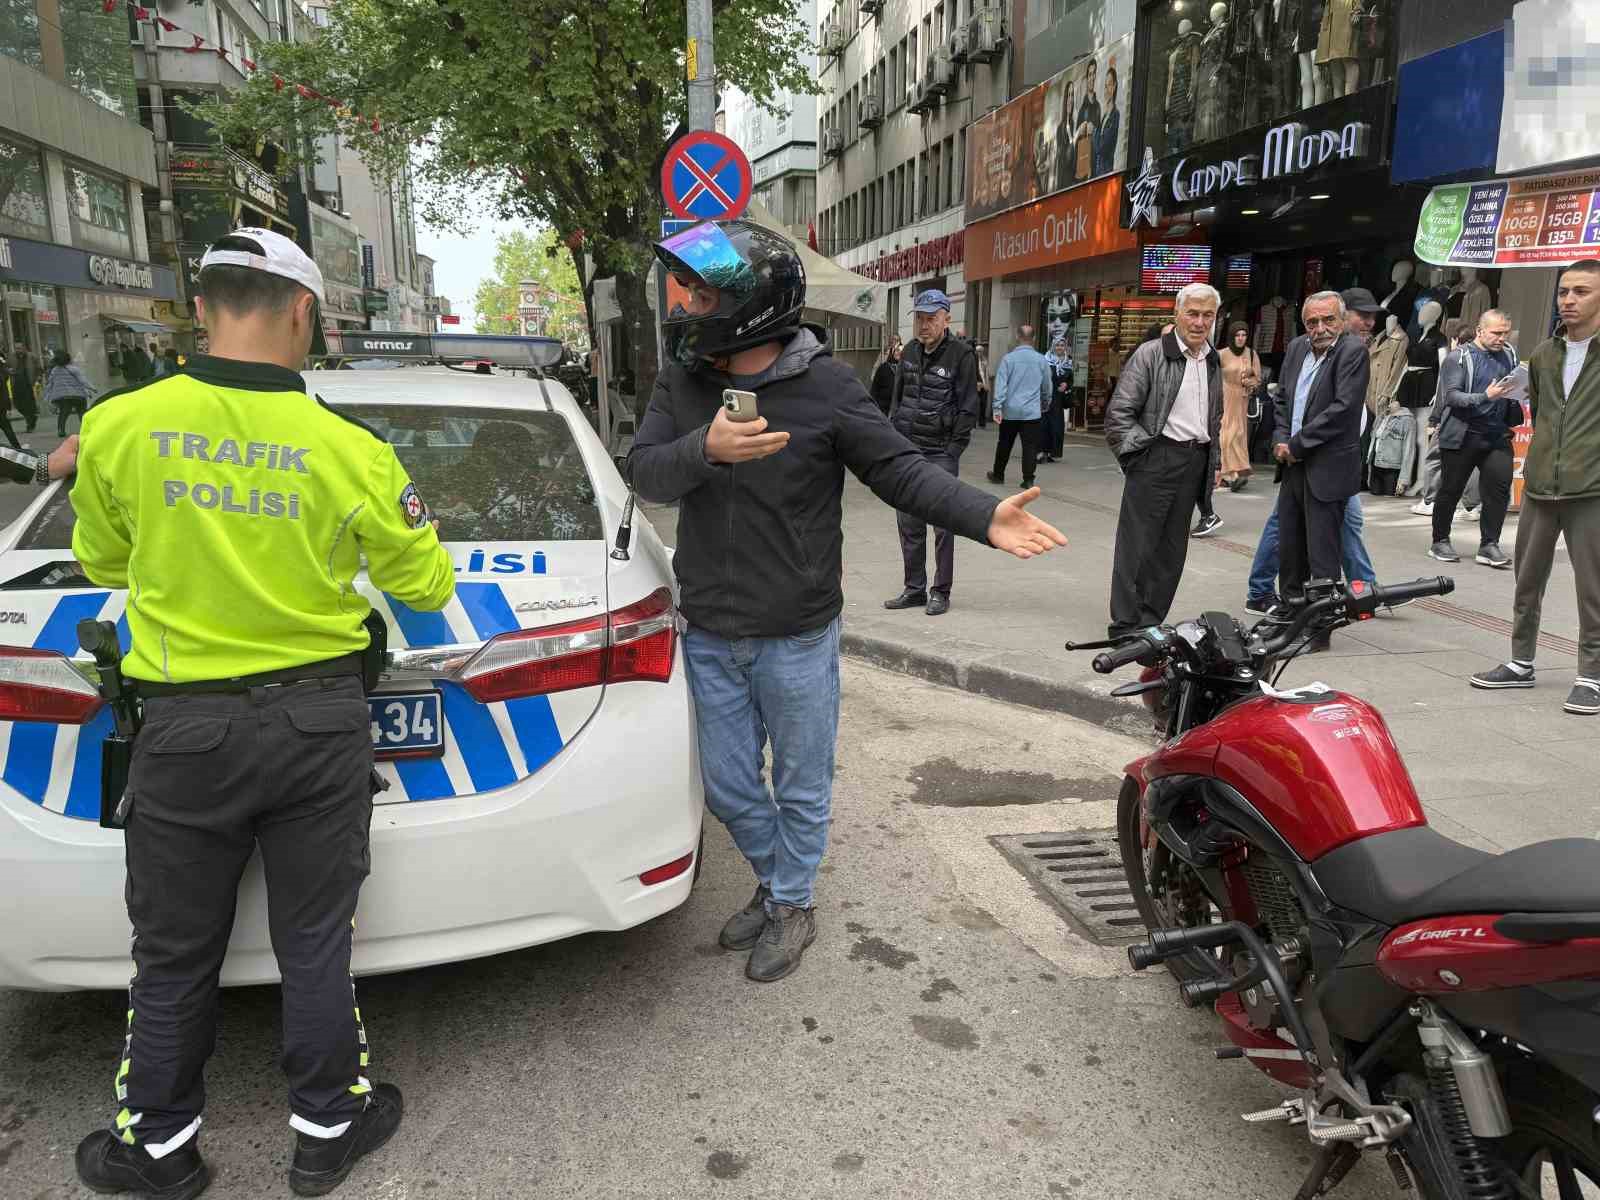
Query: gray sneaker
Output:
[[746, 903, 816, 983], [1428, 539, 1461, 563], [719, 884, 772, 950], [1476, 542, 1513, 569], [1470, 663, 1536, 690], [1565, 682, 1600, 716]]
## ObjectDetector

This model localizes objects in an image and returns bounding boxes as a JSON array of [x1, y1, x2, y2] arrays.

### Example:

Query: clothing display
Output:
[[1287, 0, 1325, 52], [1398, 328, 1445, 409], [1316, 0, 1360, 63], [1367, 328, 1409, 414], [1253, 299, 1294, 355], [1409, 286, 1451, 339], [1380, 277, 1420, 331], [1450, 279, 1493, 331], [1165, 30, 1203, 150], [1195, 21, 1234, 142]]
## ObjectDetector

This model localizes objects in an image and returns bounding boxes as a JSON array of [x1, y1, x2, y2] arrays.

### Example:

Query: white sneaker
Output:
[[1410, 499, 1433, 516]]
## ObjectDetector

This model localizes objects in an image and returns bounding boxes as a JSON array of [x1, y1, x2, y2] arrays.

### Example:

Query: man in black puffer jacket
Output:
[[885, 288, 980, 616], [632, 221, 1066, 984]]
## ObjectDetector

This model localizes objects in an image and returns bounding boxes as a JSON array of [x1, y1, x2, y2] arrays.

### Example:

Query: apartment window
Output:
[[888, 47, 899, 108], [907, 31, 917, 96], [0, 136, 51, 241], [934, 3, 945, 41], [943, 136, 956, 210], [954, 133, 965, 204], [64, 163, 132, 254]]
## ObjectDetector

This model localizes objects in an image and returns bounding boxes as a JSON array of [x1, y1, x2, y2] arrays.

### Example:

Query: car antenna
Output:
[[611, 490, 635, 561]]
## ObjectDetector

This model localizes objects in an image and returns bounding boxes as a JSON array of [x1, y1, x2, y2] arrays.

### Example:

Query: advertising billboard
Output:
[[965, 33, 1132, 225]]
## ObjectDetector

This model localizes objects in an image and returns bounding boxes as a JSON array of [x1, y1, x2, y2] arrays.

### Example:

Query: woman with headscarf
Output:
[[1042, 336, 1072, 461], [871, 336, 902, 416], [975, 341, 991, 427], [1217, 321, 1258, 492]]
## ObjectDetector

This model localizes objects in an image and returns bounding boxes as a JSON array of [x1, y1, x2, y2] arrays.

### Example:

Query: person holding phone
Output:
[[633, 221, 1067, 983]]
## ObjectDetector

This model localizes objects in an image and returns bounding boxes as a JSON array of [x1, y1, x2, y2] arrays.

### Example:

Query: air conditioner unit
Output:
[[949, 25, 971, 63], [968, 7, 1006, 62], [858, 93, 883, 129], [820, 21, 845, 55], [860, 0, 883, 13], [822, 128, 845, 157], [927, 50, 955, 95], [907, 79, 934, 114]]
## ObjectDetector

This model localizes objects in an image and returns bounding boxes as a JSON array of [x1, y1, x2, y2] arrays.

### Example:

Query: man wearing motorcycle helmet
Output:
[[632, 220, 1067, 982]]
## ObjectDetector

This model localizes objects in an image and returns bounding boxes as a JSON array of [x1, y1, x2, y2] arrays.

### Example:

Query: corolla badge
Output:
[[515, 595, 599, 613]]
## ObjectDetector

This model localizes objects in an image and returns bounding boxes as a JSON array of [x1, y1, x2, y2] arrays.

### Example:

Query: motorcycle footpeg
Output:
[[1179, 977, 1238, 1008], [1243, 1099, 1306, 1126]]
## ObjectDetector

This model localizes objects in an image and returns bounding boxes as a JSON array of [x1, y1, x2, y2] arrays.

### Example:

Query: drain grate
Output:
[[991, 829, 1147, 945]]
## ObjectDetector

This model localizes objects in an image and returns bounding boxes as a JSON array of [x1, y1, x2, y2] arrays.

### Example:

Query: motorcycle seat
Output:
[[1312, 826, 1600, 925]]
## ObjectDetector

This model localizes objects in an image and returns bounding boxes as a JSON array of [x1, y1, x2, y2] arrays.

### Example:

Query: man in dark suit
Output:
[[1273, 291, 1369, 600]]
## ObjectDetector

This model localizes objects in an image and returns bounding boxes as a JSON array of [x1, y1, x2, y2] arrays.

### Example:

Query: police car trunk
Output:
[[0, 339, 700, 989]]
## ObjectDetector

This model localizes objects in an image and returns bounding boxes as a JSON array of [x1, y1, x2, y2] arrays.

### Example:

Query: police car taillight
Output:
[[0, 647, 105, 724], [458, 587, 676, 702]]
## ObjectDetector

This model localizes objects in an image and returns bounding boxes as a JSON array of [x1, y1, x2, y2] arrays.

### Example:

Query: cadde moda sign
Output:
[[1123, 87, 1391, 227]]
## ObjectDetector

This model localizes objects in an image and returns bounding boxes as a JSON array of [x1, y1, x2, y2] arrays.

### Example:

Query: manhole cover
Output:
[[991, 829, 1147, 945]]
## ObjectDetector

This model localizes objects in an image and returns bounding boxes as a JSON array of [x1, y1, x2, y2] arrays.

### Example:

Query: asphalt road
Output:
[[0, 663, 1396, 1199]]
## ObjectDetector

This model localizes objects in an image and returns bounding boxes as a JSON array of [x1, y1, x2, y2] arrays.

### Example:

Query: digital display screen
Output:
[[1141, 244, 1214, 293], [1226, 253, 1253, 291]]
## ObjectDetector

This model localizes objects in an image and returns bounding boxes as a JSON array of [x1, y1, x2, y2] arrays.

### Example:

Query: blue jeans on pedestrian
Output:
[[681, 617, 842, 910], [1248, 496, 1375, 600]]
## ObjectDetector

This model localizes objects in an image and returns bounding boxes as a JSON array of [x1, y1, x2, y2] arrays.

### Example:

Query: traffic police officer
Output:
[[70, 228, 454, 1199]]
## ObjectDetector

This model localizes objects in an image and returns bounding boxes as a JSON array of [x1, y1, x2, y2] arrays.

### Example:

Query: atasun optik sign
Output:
[[1171, 120, 1372, 204], [87, 255, 156, 291]]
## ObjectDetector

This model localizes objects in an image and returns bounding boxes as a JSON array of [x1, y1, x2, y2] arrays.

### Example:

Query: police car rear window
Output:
[[9, 407, 602, 559], [335, 405, 604, 543]]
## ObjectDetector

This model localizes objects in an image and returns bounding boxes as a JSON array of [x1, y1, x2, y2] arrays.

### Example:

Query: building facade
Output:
[[1, 0, 181, 393], [721, 0, 820, 244], [814, 0, 1016, 366]]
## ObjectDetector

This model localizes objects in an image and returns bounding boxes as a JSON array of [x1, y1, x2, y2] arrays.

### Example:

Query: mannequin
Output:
[[1164, 18, 1203, 152], [1367, 317, 1408, 416], [1195, 3, 1234, 143], [1409, 266, 1452, 339], [1290, 0, 1328, 108], [1381, 260, 1419, 331], [1225, 0, 1269, 129], [1397, 300, 1445, 494], [1361, 0, 1391, 88], [1316, 0, 1361, 99], [1451, 267, 1493, 331], [1266, 0, 1297, 119]]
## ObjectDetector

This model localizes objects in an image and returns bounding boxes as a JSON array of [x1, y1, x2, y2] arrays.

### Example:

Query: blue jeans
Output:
[[1248, 496, 1376, 600], [682, 618, 841, 909]]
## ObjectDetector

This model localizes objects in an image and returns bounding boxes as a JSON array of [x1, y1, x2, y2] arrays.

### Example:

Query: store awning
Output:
[[102, 317, 174, 335]]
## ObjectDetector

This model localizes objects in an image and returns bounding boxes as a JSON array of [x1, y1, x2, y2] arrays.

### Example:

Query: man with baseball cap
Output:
[[885, 288, 982, 615], [71, 227, 452, 1197]]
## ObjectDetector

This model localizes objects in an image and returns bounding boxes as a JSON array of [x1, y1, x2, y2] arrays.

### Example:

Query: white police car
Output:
[[0, 336, 702, 990]]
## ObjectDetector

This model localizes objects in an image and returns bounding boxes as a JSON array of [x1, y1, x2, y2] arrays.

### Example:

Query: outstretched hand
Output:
[[988, 487, 1068, 559]]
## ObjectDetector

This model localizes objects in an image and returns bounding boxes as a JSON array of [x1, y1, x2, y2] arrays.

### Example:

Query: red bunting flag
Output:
[[241, 56, 255, 71], [215, 47, 229, 60], [155, 15, 176, 30], [184, 34, 206, 53], [102, 0, 116, 12], [370, 117, 381, 133], [272, 74, 285, 91], [133, 5, 148, 18], [296, 83, 316, 99]]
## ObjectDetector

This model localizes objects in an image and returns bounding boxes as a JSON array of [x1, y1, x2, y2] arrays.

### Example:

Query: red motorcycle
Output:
[[1075, 579, 1600, 1199]]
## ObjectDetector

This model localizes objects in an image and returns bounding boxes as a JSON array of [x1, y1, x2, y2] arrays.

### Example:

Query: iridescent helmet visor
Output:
[[654, 223, 756, 322]]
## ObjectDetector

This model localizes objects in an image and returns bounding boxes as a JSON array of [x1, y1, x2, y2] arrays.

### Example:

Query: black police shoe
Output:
[[288, 1084, 404, 1197], [76, 1129, 210, 1199]]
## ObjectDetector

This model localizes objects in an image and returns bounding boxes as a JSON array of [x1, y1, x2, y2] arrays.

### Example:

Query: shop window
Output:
[[4, 0, 136, 116], [0, 136, 52, 241], [65, 163, 133, 254], [1142, 0, 1393, 160]]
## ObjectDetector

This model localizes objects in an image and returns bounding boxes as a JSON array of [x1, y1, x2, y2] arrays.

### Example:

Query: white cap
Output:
[[199, 227, 325, 305]]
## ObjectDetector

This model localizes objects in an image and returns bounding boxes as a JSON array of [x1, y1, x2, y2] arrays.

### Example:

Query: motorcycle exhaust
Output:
[[1414, 1002, 1512, 1139]]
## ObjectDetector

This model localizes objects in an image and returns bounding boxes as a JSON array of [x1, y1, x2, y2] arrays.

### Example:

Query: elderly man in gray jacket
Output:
[[1103, 283, 1223, 637]]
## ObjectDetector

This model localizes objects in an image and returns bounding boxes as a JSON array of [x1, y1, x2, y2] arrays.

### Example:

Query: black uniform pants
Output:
[[117, 675, 376, 1149], [992, 418, 1041, 483], [1277, 461, 1343, 600], [1109, 439, 1209, 636], [1434, 434, 1512, 547], [898, 448, 960, 596]]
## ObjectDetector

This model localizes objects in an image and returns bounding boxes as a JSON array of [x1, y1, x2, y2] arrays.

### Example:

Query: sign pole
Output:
[[687, 0, 715, 133]]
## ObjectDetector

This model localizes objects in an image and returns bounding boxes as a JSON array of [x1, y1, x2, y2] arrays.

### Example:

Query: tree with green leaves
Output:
[[191, 0, 816, 414], [472, 228, 585, 340]]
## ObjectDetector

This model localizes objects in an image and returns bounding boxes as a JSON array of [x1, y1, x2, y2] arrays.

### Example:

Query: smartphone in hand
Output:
[[722, 389, 760, 422]]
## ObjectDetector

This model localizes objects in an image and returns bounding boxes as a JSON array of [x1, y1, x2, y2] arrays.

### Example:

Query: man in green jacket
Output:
[[1471, 260, 1600, 715]]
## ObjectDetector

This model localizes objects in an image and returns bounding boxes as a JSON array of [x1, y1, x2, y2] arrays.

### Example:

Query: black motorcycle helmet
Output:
[[652, 219, 806, 367]]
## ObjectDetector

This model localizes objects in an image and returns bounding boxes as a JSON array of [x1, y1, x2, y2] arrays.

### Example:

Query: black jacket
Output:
[[889, 332, 979, 453], [870, 357, 898, 415], [1273, 332, 1370, 502], [1104, 332, 1223, 475], [629, 326, 999, 639]]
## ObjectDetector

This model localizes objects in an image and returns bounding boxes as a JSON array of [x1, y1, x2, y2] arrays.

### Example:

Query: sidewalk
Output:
[[644, 422, 1599, 856]]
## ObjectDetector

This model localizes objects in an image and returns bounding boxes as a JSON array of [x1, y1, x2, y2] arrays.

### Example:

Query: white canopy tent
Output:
[[740, 198, 886, 327]]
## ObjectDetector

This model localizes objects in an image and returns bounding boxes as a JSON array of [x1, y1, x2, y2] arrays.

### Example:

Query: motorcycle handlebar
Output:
[[1255, 576, 1456, 657], [1367, 576, 1456, 608], [1092, 637, 1151, 674]]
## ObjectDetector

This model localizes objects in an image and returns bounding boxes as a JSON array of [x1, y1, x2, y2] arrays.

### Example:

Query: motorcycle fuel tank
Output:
[[1147, 692, 1426, 860]]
